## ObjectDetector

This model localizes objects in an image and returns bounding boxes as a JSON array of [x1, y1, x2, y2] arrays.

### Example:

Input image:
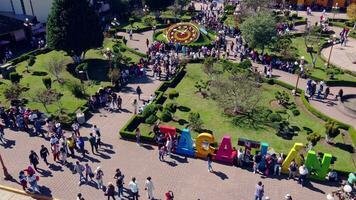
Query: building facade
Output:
[[0, 0, 110, 23]]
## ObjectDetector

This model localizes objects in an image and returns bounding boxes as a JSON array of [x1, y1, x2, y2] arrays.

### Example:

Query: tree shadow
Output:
[[334, 142, 355, 153], [178, 106, 191, 112], [303, 127, 313, 134], [178, 119, 189, 126], [212, 171, 229, 180]]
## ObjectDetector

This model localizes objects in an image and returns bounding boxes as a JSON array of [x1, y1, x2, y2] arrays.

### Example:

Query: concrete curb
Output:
[[0, 184, 59, 200]]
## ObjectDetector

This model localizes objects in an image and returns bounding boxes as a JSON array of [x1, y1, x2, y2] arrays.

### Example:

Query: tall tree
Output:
[[47, 0, 104, 60], [240, 11, 277, 53], [347, 4, 356, 29], [145, 0, 172, 10], [32, 89, 61, 113]]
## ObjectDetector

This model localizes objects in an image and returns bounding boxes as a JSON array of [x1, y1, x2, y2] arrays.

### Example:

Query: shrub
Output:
[[188, 112, 203, 131], [168, 89, 179, 99], [275, 91, 290, 106], [291, 13, 298, 19], [141, 104, 157, 118], [269, 113, 282, 122], [291, 109, 300, 116], [154, 104, 163, 111], [67, 80, 86, 98], [164, 102, 178, 113], [325, 121, 340, 141], [307, 132, 321, 146], [142, 15, 156, 27], [145, 114, 158, 124], [9, 72, 22, 83], [160, 110, 172, 122], [42, 77, 52, 89]]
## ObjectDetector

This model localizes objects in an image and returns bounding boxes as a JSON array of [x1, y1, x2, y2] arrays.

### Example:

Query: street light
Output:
[[326, 34, 337, 69], [143, 4, 149, 15], [104, 47, 113, 68], [294, 56, 305, 94], [332, 3, 339, 22], [0, 153, 12, 180]]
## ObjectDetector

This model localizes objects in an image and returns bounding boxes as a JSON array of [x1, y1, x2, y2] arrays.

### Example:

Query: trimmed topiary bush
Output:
[[168, 89, 179, 99], [269, 113, 282, 122], [307, 132, 321, 146], [291, 109, 300, 116], [141, 104, 157, 118], [160, 110, 172, 122], [164, 102, 177, 113], [145, 114, 158, 124]]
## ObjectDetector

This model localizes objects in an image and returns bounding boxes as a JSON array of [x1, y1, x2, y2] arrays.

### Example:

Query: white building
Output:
[[0, 0, 53, 22], [0, 0, 110, 23]]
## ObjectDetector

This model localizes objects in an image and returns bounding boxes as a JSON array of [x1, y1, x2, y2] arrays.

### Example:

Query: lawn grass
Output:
[[138, 63, 355, 172], [291, 37, 356, 82], [0, 38, 141, 115]]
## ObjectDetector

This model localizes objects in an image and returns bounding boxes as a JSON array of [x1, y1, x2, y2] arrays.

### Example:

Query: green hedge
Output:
[[119, 63, 190, 140], [9, 48, 51, 65], [114, 44, 147, 58]]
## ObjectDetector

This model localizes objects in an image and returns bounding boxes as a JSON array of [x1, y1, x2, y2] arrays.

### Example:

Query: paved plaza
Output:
[[1, 4, 356, 200]]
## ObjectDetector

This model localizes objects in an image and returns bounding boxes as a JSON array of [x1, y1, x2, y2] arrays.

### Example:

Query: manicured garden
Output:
[[0, 38, 142, 116], [134, 62, 355, 172]]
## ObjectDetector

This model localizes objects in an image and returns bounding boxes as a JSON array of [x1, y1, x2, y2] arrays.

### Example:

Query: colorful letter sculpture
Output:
[[305, 150, 332, 180], [281, 143, 304, 174], [259, 143, 269, 169], [215, 135, 237, 164], [159, 125, 176, 139], [195, 133, 215, 158], [237, 138, 261, 161], [175, 128, 195, 157]]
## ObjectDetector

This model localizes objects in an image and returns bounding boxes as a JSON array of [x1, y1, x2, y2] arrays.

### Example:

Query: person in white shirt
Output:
[[145, 177, 154, 200], [129, 177, 139, 200], [298, 164, 308, 186]]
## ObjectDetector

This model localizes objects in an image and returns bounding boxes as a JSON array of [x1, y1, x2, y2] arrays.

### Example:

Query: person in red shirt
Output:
[[165, 190, 174, 200]]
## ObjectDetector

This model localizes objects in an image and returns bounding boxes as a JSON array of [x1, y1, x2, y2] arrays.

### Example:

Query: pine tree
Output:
[[46, 0, 104, 60]]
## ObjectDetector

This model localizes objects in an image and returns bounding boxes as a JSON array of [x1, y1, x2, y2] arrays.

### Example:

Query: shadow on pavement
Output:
[[39, 185, 53, 197], [170, 154, 189, 163], [0, 139, 15, 148], [212, 171, 229, 180], [141, 144, 154, 150]]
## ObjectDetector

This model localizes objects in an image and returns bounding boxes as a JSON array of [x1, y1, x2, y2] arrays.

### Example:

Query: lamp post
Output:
[[294, 56, 304, 94], [332, 3, 339, 22], [105, 48, 113, 69], [326, 34, 337, 69], [0, 153, 12, 180], [143, 4, 149, 15], [23, 18, 33, 43]]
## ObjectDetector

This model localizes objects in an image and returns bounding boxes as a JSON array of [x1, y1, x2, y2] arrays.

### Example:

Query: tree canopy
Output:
[[46, 0, 104, 59], [144, 0, 173, 10], [347, 3, 356, 21], [240, 11, 277, 52]]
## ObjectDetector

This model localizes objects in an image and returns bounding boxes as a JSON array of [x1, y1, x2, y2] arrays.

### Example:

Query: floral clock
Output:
[[166, 23, 200, 44]]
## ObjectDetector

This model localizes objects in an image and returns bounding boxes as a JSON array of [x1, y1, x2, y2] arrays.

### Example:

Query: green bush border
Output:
[[119, 63, 188, 141]]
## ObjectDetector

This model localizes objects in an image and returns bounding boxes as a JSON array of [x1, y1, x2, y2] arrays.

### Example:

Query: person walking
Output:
[[0, 124, 6, 144], [51, 141, 60, 162], [74, 161, 85, 186], [39, 145, 50, 166], [95, 166, 104, 189], [274, 153, 283, 176], [159, 146, 166, 161], [72, 122, 80, 136], [93, 125, 102, 149], [105, 182, 116, 200], [145, 177, 154, 200], [254, 181, 264, 200], [298, 164, 309, 186], [128, 177, 139, 200], [29, 150, 40, 171], [117, 96, 122, 110], [207, 153, 213, 172], [89, 133, 97, 154], [28, 173, 40, 193], [136, 86, 142, 100], [19, 171, 28, 191], [114, 169, 124, 198], [67, 137, 76, 157], [84, 163, 94, 183], [146, 38, 149, 48], [135, 128, 141, 146], [288, 159, 298, 180], [132, 99, 138, 114]]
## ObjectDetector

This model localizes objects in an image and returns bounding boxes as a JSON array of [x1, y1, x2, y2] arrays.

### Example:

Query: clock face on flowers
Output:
[[166, 23, 200, 44]]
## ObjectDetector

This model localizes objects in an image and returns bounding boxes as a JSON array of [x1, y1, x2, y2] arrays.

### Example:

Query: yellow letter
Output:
[[281, 143, 304, 174], [195, 133, 215, 158]]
